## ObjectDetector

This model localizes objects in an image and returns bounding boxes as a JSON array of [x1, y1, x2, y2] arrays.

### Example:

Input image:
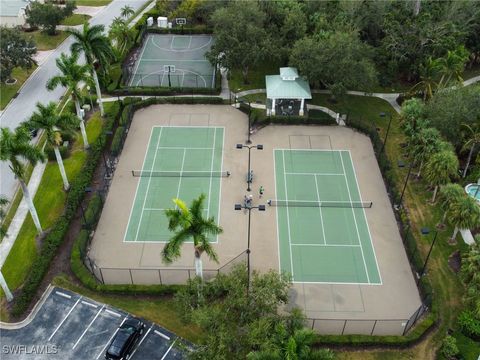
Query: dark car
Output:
[[105, 318, 145, 359]]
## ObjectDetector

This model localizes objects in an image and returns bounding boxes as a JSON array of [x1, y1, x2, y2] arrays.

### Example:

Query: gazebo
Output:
[[265, 67, 312, 116]]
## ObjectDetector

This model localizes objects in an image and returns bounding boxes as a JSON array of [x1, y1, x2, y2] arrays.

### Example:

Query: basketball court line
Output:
[[150, 34, 212, 53], [129, 36, 150, 86]]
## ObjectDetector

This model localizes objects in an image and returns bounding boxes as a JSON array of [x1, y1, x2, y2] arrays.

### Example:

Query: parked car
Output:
[[105, 318, 145, 359]]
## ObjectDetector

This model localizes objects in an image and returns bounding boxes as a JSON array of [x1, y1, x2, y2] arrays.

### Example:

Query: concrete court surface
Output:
[[0, 286, 186, 359], [89, 104, 421, 335]]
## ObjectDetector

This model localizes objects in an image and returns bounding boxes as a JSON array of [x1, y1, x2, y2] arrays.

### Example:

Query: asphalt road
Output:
[[0, 0, 149, 200], [1, 287, 187, 359]]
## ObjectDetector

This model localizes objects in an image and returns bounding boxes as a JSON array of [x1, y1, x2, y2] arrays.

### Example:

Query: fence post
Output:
[[99, 268, 105, 284], [342, 320, 347, 335], [371, 320, 377, 335], [158, 269, 162, 285], [129, 269, 134, 284]]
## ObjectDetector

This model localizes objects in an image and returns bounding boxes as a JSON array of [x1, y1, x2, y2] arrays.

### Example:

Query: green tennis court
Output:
[[274, 149, 381, 284], [129, 34, 215, 88], [124, 126, 224, 242]]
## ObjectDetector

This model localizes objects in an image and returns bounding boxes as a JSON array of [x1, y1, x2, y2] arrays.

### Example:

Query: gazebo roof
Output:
[[266, 68, 312, 99]]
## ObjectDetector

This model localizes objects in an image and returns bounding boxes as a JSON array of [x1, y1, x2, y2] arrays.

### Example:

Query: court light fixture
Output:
[[236, 144, 264, 191]]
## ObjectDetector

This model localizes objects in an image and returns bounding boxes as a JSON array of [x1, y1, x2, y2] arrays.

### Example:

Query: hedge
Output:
[[257, 115, 336, 126], [110, 126, 125, 156], [11, 103, 120, 316], [143, 25, 213, 35], [83, 194, 103, 228], [111, 86, 220, 97]]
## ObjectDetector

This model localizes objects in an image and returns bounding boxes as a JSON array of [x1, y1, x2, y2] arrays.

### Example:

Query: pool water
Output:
[[466, 184, 480, 201]]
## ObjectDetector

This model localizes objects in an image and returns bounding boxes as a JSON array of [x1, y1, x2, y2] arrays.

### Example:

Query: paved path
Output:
[[0, 0, 149, 201]]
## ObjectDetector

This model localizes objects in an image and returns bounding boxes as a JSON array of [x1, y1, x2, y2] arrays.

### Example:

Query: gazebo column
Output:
[[271, 98, 276, 116], [299, 98, 305, 116]]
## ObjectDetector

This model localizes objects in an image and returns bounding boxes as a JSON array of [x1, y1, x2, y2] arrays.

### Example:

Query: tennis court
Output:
[[273, 149, 381, 284], [129, 34, 215, 88], [124, 126, 225, 242]]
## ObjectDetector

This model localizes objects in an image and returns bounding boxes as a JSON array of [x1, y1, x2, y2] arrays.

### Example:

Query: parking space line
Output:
[[160, 339, 177, 360], [55, 291, 71, 299], [81, 300, 98, 309], [154, 329, 170, 341], [105, 309, 121, 317], [129, 324, 153, 359], [72, 305, 105, 350], [95, 316, 128, 360], [48, 297, 81, 341]]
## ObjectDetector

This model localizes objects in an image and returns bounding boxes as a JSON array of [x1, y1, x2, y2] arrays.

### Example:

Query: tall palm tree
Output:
[[109, 19, 135, 57], [120, 5, 134, 19], [66, 23, 115, 117], [448, 196, 480, 243], [462, 123, 480, 178], [409, 57, 440, 101], [461, 236, 480, 315], [0, 195, 9, 238], [437, 46, 470, 88], [438, 183, 465, 227], [424, 148, 459, 202], [0, 127, 45, 234], [409, 127, 442, 178], [47, 52, 91, 149], [162, 194, 222, 279], [29, 102, 79, 191]]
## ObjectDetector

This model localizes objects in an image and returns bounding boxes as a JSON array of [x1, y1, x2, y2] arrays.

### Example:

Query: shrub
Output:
[[111, 126, 125, 156], [457, 310, 480, 340], [110, 85, 220, 96], [440, 335, 459, 359], [83, 194, 103, 228]]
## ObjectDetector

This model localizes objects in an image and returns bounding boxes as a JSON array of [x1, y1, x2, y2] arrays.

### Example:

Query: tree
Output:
[[0, 127, 45, 234], [423, 147, 459, 202], [206, 1, 272, 83], [0, 196, 9, 238], [408, 127, 443, 178], [438, 183, 465, 226], [28, 102, 79, 191], [437, 46, 470, 88], [461, 235, 480, 316], [26, 1, 76, 35], [47, 52, 91, 149], [120, 5, 134, 19], [409, 57, 440, 101], [461, 123, 480, 178], [447, 196, 480, 242], [108, 19, 135, 57], [290, 32, 377, 98], [162, 194, 222, 279], [0, 27, 36, 83], [399, 98, 428, 145], [66, 23, 115, 117]]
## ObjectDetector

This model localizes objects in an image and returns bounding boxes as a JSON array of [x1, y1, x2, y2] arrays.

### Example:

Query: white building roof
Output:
[[266, 68, 311, 99], [0, 0, 31, 17]]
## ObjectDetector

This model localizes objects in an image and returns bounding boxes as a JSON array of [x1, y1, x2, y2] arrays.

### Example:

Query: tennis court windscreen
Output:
[[132, 170, 231, 177], [267, 200, 373, 208]]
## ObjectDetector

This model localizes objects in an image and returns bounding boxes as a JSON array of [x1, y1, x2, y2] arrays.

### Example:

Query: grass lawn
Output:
[[229, 61, 282, 92], [0, 114, 103, 297], [0, 66, 37, 110], [60, 14, 91, 26], [52, 275, 203, 343], [76, 0, 111, 5], [27, 30, 69, 51]]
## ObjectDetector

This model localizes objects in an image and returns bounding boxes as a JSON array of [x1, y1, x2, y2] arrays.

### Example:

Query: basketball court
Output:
[[129, 34, 215, 88]]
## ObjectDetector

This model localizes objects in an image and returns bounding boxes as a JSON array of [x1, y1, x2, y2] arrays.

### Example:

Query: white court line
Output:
[[160, 339, 177, 360], [170, 35, 175, 49], [150, 34, 212, 53], [157, 146, 215, 150], [174, 149, 187, 205], [282, 150, 295, 279], [314, 175, 327, 245], [129, 325, 153, 359], [144, 208, 167, 211], [72, 305, 105, 349], [134, 128, 164, 242], [55, 291, 71, 299], [48, 297, 81, 341], [291, 243, 361, 247], [96, 316, 128, 360], [285, 172, 344, 176], [140, 59, 210, 62], [206, 128, 217, 218], [339, 151, 371, 284], [154, 329, 171, 340], [187, 35, 192, 49], [135, 68, 207, 88], [105, 309, 121, 317], [130, 36, 150, 86], [216, 127, 225, 243], [273, 151, 282, 275], [81, 301, 98, 308], [181, 71, 185, 87]]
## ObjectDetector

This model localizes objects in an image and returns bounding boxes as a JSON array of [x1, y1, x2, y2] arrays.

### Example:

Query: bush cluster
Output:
[[83, 194, 103, 228], [110, 126, 125, 156]]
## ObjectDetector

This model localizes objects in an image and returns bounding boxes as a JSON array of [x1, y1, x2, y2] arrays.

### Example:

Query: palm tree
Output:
[[409, 127, 442, 178], [424, 148, 459, 202], [0, 127, 45, 234], [66, 23, 115, 117], [109, 19, 135, 57], [409, 57, 440, 101], [448, 196, 480, 243], [162, 194, 222, 279], [461, 236, 480, 315], [437, 46, 470, 88], [120, 5, 134, 19], [47, 52, 91, 149], [29, 102, 79, 191], [438, 183, 465, 227], [462, 123, 480, 178], [0, 195, 9, 238]]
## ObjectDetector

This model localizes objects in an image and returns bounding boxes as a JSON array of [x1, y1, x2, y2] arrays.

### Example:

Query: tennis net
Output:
[[267, 199, 373, 208], [132, 170, 231, 177]]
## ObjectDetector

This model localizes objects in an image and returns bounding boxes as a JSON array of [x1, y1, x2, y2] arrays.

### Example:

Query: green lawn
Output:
[[52, 275, 203, 343], [229, 61, 281, 92], [75, 0, 111, 5], [0, 114, 103, 296], [60, 14, 91, 26], [27, 30, 69, 51], [0, 66, 37, 110]]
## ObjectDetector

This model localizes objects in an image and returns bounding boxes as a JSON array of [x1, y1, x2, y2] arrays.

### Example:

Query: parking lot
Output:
[[1, 287, 187, 359]]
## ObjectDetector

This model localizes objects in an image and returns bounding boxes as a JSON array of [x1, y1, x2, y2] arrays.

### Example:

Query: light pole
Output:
[[246, 101, 252, 144], [379, 112, 393, 153], [398, 161, 414, 207], [234, 203, 266, 297], [417, 231, 438, 285], [236, 143, 263, 191]]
